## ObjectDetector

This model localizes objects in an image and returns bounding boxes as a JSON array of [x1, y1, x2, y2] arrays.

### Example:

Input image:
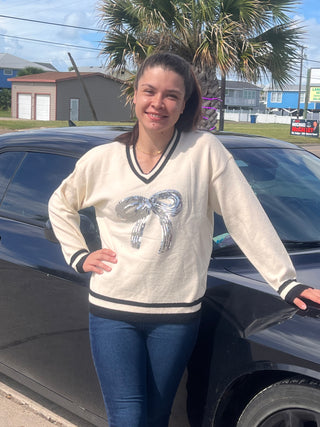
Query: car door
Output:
[[0, 150, 107, 425]]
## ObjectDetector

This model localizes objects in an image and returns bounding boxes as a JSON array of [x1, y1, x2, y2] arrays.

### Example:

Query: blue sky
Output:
[[0, 0, 319, 85]]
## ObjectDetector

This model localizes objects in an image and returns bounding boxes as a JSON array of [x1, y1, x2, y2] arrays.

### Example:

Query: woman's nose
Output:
[[152, 94, 164, 108]]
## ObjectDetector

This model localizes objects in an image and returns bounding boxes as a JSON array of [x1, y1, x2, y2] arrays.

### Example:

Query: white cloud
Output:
[[301, 17, 320, 69], [0, 0, 104, 70], [2, 0, 320, 77]]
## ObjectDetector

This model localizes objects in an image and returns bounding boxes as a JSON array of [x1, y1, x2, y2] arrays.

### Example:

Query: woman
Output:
[[49, 52, 320, 427]]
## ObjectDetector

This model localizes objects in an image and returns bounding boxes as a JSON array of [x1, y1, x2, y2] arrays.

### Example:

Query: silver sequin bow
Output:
[[116, 190, 182, 253]]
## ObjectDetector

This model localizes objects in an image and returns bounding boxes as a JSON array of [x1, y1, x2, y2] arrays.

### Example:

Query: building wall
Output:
[[267, 90, 319, 110], [0, 68, 19, 89], [56, 75, 132, 121], [10, 82, 56, 120], [225, 88, 260, 109]]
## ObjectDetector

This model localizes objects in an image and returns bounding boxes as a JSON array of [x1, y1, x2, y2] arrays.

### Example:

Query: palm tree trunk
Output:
[[194, 65, 221, 131]]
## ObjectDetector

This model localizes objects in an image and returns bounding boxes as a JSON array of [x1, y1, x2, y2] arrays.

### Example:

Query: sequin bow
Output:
[[116, 190, 183, 253]]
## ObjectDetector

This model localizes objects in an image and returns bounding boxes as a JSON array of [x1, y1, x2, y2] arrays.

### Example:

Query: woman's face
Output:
[[133, 66, 186, 138]]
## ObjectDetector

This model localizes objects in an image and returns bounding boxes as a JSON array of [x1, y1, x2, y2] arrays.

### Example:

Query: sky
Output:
[[0, 0, 320, 86]]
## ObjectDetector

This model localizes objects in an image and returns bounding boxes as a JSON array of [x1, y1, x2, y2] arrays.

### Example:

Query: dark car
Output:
[[0, 127, 319, 427]]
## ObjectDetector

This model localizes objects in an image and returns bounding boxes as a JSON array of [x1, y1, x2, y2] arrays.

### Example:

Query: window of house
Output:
[[3, 69, 13, 75], [271, 92, 282, 103], [243, 90, 256, 106], [243, 90, 255, 100], [225, 89, 241, 99]]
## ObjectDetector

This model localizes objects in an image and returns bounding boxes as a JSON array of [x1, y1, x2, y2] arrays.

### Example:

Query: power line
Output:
[[0, 33, 101, 52], [306, 58, 320, 65], [0, 14, 104, 32]]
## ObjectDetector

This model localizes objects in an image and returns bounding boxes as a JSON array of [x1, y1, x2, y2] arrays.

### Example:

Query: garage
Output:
[[9, 71, 132, 121], [36, 94, 50, 120], [17, 94, 32, 119]]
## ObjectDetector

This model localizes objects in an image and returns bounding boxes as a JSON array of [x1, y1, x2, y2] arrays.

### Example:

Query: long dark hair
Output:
[[117, 52, 202, 145]]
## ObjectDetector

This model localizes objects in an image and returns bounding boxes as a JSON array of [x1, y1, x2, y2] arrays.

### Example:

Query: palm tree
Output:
[[98, 0, 303, 130]]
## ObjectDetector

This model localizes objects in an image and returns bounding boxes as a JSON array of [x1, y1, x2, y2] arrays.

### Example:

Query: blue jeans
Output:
[[89, 313, 200, 427]]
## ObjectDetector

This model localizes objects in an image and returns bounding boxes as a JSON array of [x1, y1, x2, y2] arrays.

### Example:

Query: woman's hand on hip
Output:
[[83, 249, 117, 274]]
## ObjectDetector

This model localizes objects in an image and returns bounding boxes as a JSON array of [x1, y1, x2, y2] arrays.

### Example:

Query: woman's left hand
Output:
[[293, 288, 320, 310]]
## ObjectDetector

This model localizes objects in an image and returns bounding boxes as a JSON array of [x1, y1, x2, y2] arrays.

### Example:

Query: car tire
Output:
[[236, 378, 320, 427]]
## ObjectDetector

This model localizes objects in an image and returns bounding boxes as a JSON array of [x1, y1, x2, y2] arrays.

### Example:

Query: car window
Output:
[[0, 152, 76, 223], [213, 148, 320, 254], [0, 151, 25, 203]]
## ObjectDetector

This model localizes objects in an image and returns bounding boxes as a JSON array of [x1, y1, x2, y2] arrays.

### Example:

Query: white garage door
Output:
[[18, 94, 32, 119], [36, 95, 50, 121]]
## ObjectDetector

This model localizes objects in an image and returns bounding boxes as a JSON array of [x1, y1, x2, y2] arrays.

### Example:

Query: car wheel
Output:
[[236, 378, 320, 427]]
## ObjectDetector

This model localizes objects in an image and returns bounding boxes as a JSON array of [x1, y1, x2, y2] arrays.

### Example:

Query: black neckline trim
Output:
[[126, 130, 181, 184]]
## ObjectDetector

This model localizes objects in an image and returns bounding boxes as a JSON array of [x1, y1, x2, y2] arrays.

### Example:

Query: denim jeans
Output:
[[89, 313, 200, 427]]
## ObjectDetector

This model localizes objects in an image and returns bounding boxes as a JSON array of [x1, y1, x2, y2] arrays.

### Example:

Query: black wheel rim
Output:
[[259, 408, 320, 427]]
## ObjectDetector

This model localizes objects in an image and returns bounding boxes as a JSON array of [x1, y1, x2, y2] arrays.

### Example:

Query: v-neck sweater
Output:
[[49, 129, 304, 321]]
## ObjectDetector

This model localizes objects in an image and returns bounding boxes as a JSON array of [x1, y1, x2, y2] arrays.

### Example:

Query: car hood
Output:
[[224, 249, 320, 290], [207, 251, 320, 337]]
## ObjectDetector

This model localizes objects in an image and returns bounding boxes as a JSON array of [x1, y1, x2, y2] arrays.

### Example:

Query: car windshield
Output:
[[213, 147, 320, 254]]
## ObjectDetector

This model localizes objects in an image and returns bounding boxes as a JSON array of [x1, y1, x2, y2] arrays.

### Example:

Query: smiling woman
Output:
[[48, 52, 320, 427]]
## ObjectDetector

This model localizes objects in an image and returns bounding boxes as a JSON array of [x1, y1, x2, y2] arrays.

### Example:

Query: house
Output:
[[267, 85, 320, 115], [0, 53, 56, 89], [223, 80, 263, 111], [9, 71, 132, 122]]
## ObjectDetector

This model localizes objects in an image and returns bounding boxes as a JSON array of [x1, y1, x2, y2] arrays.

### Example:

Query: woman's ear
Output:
[[133, 90, 137, 105]]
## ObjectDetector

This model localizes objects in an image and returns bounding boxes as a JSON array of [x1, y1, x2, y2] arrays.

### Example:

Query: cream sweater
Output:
[[48, 130, 305, 321]]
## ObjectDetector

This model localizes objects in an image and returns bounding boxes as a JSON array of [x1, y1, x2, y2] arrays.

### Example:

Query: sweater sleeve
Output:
[[48, 156, 92, 271], [210, 146, 310, 302]]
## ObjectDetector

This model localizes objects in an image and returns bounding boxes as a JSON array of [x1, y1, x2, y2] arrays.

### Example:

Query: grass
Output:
[[0, 110, 11, 118], [0, 117, 134, 131], [222, 122, 320, 145], [0, 110, 319, 145]]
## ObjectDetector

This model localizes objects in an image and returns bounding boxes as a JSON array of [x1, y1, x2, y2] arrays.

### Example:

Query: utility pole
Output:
[[296, 46, 304, 118], [68, 52, 98, 121], [303, 68, 311, 119], [219, 73, 226, 131]]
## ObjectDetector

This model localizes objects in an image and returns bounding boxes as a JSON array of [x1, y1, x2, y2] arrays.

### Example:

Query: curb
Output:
[[0, 381, 76, 426]]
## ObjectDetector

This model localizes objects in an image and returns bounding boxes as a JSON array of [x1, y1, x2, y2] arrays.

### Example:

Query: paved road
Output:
[[302, 143, 320, 156]]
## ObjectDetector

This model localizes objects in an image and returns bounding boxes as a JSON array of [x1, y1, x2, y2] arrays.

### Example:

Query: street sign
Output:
[[290, 119, 319, 137], [309, 87, 320, 102]]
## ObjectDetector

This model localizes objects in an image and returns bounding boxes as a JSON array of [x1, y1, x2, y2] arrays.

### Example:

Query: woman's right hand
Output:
[[83, 249, 117, 274]]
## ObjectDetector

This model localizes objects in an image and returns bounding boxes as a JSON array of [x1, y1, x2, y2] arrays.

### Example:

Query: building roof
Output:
[[8, 71, 107, 83], [267, 84, 306, 92], [35, 62, 57, 71], [0, 53, 56, 71], [78, 66, 133, 81], [222, 80, 262, 90]]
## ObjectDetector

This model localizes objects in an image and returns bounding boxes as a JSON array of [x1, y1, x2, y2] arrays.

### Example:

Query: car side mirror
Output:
[[44, 219, 59, 243]]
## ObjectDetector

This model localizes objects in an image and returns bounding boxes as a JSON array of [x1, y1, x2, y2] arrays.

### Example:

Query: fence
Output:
[[220, 110, 320, 124]]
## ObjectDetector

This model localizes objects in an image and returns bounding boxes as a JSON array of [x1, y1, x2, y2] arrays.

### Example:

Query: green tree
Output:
[[0, 89, 11, 110], [98, 0, 303, 130], [17, 67, 46, 77]]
